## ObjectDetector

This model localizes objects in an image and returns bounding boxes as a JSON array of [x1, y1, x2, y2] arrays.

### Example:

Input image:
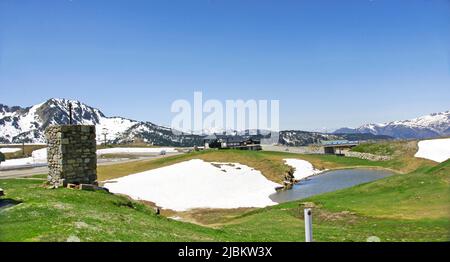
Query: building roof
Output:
[[322, 140, 359, 147], [204, 134, 260, 143]]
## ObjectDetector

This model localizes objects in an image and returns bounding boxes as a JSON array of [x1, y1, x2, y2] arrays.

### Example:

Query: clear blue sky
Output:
[[1, 0, 449, 131]]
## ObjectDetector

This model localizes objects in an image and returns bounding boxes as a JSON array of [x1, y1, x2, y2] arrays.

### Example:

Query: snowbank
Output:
[[284, 159, 323, 180], [415, 138, 450, 163], [97, 147, 177, 155], [104, 159, 281, 211], [0, 147, 177, 168], [0, 148, 47, 167], [0, 148, 22, 153]]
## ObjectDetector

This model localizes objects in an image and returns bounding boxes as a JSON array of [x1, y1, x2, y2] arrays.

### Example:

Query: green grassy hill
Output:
[[1, 149, 448, 242], [350, 140, 436, 173], [0, 177, 223, 241]]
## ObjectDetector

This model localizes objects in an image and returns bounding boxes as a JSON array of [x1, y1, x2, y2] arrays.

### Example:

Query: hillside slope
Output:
[[1, 158, 448, 241]]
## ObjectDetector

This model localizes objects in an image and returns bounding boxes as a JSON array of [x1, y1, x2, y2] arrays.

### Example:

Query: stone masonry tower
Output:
[[45, 125, 97, 187]]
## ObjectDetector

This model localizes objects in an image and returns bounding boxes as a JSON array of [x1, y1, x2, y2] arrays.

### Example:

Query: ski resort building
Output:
[[204, 135, 262, 151], [322, 140, 359, 155]]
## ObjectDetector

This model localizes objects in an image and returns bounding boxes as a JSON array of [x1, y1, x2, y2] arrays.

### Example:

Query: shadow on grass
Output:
[[0, 198, 22, 210]]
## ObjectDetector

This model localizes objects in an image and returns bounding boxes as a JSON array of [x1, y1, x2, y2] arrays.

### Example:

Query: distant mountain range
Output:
[[334, 111, 450, 139], [1, 98, 445, 146], [0, 98, 201, 146]]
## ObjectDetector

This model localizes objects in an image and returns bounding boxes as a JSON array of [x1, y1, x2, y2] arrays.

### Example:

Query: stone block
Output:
[[79, 184, 95, 191], [45, 125, 97, 187]]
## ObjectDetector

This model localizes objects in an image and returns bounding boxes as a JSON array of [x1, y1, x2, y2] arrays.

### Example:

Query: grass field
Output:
[[1, 142, 448, 242], [1, 159, 448, 241], [350, 140, 435, 173]]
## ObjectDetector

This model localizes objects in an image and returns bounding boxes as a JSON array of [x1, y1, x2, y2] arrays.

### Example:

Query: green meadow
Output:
[[0, 142, 448, 242]]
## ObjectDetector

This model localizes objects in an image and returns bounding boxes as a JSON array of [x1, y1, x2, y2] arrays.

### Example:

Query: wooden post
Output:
[[304, 208, 313, 242]]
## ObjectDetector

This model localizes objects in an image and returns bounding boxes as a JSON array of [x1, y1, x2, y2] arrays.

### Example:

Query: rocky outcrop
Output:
[[276, 166, 297, 191], [344, 151, 391, 161]]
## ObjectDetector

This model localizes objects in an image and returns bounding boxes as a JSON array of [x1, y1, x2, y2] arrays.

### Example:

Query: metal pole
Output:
[[102, 128, 108, 146], [304, 208, 313, 242], [68, 102, 73, 125]]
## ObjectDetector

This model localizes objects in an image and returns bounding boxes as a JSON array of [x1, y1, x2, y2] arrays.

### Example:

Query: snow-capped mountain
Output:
[[334, 111, 450, 139], [0, 98, 202, 146], [1, 98, 423, 146]]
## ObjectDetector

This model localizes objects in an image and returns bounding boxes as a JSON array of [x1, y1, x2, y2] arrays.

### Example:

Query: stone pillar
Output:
[[45, 125, 97, 187]]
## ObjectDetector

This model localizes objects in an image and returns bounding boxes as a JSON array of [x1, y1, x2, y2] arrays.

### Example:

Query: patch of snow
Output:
[[31, 148, 47, 159], [0, 148, 22, 153], [97, 147, 177, 155], [1, 157, 35, 167], [103, 159, 281, 211], [96, 117, 137, 142], [0, 148, 47, 167], [1, 147, 177, 168], [415, 138, 450, 163], [283, 159, 324, 180]]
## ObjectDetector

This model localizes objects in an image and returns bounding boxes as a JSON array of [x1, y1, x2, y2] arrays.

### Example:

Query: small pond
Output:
[[270, 168, 393, 203]]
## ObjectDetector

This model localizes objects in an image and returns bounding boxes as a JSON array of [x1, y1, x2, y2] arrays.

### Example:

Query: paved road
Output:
[[0, 153, 183, 179]]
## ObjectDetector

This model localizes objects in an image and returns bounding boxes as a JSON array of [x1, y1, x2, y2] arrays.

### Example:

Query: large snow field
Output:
[[414, 138, 450, 163], [0, 148, 22, 153], [104, 159, 281, 211], [283, 159, 323, 180]]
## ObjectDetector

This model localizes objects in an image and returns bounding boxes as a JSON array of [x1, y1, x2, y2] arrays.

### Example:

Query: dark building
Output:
[[204, 134, 262, 151], [322, 140, 359, 155]]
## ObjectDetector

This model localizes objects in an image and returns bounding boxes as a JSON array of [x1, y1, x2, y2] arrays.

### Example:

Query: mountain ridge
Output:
[[334, 111, 450, 139], [0, 98, 201, 146], [3, 98, 442, 146]]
